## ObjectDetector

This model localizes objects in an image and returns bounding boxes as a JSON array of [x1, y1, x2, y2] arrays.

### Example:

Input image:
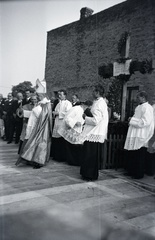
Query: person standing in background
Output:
[[13, 92, 24, 144], [80, 84, 109, 181], [4, 93, 15, 144], [52, 90, 72, 161], [58, 100, 92, 166], [124, 91, 154, 179], [146, 96, 155, 177], [16, 79, 52, 168], [72, 94, 80, 106], [18, 94, 38, 154], [22, 89, 32, 106], [0, 94, 5, 138]]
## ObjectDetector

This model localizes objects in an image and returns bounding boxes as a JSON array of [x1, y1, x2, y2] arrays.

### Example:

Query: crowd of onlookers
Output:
[[0, 90, 83, 145], [0, 90, 33, 144]]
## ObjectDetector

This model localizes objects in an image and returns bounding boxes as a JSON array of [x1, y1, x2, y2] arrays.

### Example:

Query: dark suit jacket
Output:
[[4, 100, 15, 116], [72, 101, 81, 107], [0, 98, 6, 118], [22, 98, 31, 106]]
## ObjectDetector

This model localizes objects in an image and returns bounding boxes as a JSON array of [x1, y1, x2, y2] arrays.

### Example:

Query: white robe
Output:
[[79, 97, 109, 144], [25, 98, 50, 139], [124, 102, 154, 150], [52, 99, 72, 138], [58, 105, 85, 144]]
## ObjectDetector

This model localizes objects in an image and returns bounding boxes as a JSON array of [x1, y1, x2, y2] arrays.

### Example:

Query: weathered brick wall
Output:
[[45, 0, 155, 102]]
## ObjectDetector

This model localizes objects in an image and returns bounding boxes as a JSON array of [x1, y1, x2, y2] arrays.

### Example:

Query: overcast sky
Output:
[[0, 0, 125, 97]]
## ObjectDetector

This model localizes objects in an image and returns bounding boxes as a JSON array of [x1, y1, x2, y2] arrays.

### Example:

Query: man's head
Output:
[[137, 91, 148, 104], [17, 92, 23, 101], [93, 84, 105, 99], [36, 93, 46, 101], [81, 100, 93, 110], [58, 90, 67, 101], [72, 94, 79, 104], [25, 90, 31, 99], [7, 93, 12, 100], [30, 94, 38, 105]]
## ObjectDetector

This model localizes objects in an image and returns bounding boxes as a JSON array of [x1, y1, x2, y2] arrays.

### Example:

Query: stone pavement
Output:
[[0, 140, 155, 240]]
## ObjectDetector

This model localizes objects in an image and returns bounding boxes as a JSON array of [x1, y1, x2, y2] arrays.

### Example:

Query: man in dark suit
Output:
[[13, 92, 24, 144], [22, 90, 31, 106], [0, 94, 6, 138], [4, 93, 15, 143]]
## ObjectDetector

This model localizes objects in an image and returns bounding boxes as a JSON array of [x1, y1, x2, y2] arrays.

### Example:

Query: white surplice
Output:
[[58, 105, 85, 144], [124, 102, 154, 150], [79, 97, 109, 144], [52, 99, 72, 138]]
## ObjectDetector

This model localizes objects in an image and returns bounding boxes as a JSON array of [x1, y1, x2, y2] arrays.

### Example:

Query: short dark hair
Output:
[[94, 84, 105, 96], [137, 91, 148, 101], [72, 94, 79, 98], [81, 100, 93, 107], [59, 89, 67, 96]]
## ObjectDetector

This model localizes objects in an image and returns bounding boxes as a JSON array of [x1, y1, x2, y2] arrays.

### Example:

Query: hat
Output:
[[35, 79, 46, 93]]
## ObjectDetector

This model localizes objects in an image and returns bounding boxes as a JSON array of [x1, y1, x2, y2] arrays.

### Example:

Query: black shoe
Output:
[[33, 165, 42, 169], [7, 141, 12, 144], [124, 172, 132, 176], [82, 176, 93, 181], [132, 176, 143, 179]]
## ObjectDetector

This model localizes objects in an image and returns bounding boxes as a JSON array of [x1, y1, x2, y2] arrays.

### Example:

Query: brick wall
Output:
[[45, 0, 155, 102]]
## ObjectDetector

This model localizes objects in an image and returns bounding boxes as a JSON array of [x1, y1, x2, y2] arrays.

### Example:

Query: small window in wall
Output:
[[126, 86, 139, 119]]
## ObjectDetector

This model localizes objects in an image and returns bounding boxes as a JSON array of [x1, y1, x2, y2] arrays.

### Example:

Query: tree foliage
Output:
[[107, 77, 122, 115], [12, 81, 35, 97]]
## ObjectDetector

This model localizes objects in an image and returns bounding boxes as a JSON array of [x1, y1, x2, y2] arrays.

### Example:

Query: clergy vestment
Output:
[[52, 99, 72, 161], [124, 102, 154, 178], [146, 104, 155, 176], [80, 97, 109, 180], [18, 102, 35, 154], [58, 105, 85, 166], [58, 105, 85, 144], [16, 98, 52, 166]]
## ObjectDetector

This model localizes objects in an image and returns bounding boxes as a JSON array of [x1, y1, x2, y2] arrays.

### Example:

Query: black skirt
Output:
[[80, 141, 104, 181], [65, 141, 82, 166], [125, 147, 147, 179]]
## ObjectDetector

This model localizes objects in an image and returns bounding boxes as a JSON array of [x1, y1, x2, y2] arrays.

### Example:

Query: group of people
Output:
[[0, 90, 35, 144], [51, 85, 109, 181], [1, 80, 155, 181]]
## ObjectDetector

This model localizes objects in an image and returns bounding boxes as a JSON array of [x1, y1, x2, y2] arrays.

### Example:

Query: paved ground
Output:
[[0, 140, 155, 240]]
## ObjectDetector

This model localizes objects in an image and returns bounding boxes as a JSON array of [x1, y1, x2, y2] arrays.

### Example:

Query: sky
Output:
[[0, 0, 125, 97]]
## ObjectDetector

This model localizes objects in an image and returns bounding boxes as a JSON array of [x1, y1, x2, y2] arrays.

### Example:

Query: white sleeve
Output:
[[130, 106, 153, 128], [85, 102, 107, 126], [59, 101, 72, 119]]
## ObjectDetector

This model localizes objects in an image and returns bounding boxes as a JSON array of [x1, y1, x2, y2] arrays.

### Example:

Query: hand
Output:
[[53, 111, 59, 116]]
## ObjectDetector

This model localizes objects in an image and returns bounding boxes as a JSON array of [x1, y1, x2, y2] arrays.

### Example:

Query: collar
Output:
[[140, 101, 148, 105], [95, 97, 102, 101]]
